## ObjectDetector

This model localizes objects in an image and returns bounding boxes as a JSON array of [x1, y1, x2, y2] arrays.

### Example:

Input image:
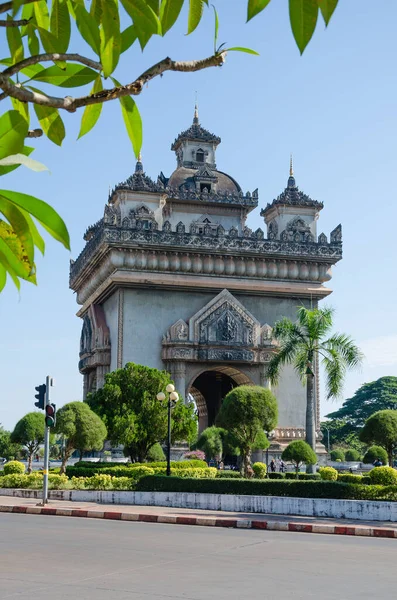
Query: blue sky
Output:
[[0, 1, 396, 430]]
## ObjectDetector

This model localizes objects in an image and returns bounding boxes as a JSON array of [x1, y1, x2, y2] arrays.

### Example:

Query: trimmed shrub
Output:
[[319, 467, 338, 481], [111, 477, 136, 490], [67, 459, 207, 478], [338, 474, 364, 484], [330, 449, 345, 461], [285, 472, 321, 480], [268, 472, 285, 479], [252, 462, 267, 479], [362, 476, 371, 484], [136, 476, 397, 501], [48, 474, 70, 490], [216, 471, 242, 479], [345, 449, 361, 461], [70, 476, 87, 490], [147, 443, 166, 462], [86, 474, 113, 490], [363, 446, 388, 466], [0, 474, 30, 488], [369, 466, 397, 486], [3, 460, 25, 475]]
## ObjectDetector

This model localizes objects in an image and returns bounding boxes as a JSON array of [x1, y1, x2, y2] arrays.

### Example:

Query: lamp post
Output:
[[265, 430, 275, 471], [157, 384, 179, 476], [322, 426, 330, 453]]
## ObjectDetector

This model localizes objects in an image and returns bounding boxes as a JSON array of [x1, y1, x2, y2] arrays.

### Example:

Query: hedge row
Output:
[[65, 464, 214, 478], [136, 476, 397, 501], [71, 459, 207, 470]]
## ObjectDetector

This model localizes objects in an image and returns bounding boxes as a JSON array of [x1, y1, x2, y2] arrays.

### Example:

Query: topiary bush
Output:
[[216, 471, 242, 479], [3, 460, 25, 475], [345, 449, 361, 461], [330, 449, 345, 461], [369, 466, 397, 486], [0, 474, 30, 488], [285, 472, 321, 480], [268, 472, 285, 479], [338, 474, 364, 484], [319, 467, 338, 481], [147, 443, 166, 462], [86, 474, 114, 490], [363, 446, 388, 466], [48, 474, 70, 490], [252, 462, 267, 479], [66, 459, 207, 478], [111, 477, 136, 490]]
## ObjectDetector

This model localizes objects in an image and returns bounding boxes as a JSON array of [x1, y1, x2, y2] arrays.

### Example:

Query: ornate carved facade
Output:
[[70, 108, 342, 454]]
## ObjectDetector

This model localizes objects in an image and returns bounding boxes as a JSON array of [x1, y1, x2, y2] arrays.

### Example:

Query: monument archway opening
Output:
[[188, 366, 253, 434]]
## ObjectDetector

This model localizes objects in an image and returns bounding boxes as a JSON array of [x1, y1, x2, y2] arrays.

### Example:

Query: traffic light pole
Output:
[[42, 376, 52, 505]]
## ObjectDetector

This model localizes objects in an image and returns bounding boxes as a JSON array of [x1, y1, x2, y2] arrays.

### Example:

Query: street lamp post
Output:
[[157, 384, 179, 476]]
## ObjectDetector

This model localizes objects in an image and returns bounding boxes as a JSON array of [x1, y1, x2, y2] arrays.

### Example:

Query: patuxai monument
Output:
[[70, 106, 342, 455]]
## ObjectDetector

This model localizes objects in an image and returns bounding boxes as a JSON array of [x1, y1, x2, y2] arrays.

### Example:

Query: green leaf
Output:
[[0, 196, 34, 263], [37, 26, 59, 53], [90, 0, 102, 26], [19, 63, 45, 81], [247, 0, 271, 22], [75, 3, 101, 55], [159, 0, 183, 35], [0, 234, 31, 283], [100, 0, 121, 77], [146, 0, 160, 15], [0, 154, 49, 173], [6, 15, 24, 64], [289, 0, 318, 54], [187, 0, 205, 34], [30, 63, 99, 87], [78, 76, 103, 139], [19, 207, 45, 255], [33, 104, 65, 146], [50, 0, 71, 53], [225, 47, 260, 55], [120, 0, 160, 49], [27, 24, 40, 55], [317, 0, 338, 25], [33, 0, 50, 30], [0, 189, 70, 250], [12, 0, 25, 17], [121, 24, 137, 52], [0, 145, 33, 176], [0, 263, 6, 292], [0, 110, 28, 161], [212, 4, 218, 53], [112, 77, 142, 158], [21, 2, 35, 36], [10, 96, 29, 124]]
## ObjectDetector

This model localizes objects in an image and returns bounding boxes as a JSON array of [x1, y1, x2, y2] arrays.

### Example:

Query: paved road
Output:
[[0, 514, 395, 600]]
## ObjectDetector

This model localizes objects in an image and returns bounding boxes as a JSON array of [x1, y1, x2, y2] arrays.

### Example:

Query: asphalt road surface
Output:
[[0, 514, 395, 600]]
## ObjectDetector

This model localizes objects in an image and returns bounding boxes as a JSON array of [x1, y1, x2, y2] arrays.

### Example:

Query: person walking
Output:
[[270, 459, 276, 473]]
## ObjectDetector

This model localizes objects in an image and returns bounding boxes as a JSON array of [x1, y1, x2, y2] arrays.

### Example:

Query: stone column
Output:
[[260, 364, 271, 390], [172, 361, 186, 402]]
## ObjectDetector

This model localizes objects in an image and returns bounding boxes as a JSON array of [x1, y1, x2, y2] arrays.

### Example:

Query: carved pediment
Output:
[[163, 319, 189, 342], [189, 289, 261, 346]]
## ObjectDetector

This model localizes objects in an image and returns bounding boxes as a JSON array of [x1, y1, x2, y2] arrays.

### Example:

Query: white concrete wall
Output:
[[2, 489, 396, 521]]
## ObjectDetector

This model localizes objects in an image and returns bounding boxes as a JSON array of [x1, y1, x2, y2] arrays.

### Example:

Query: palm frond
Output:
[[294, 347, 310, 382], [273, 317, 305, 342], [307, 306, 334, 340], [322, 333, 364, 369], [322, 348, 346, 399], [266, 337, 301, 385]]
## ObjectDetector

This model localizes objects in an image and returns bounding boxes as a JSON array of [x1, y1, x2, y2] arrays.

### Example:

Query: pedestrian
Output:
[[373, 458, 383, 467], [218, 460, 224, 470], [279, 460, 285, 473], [270, 459, 276, 473]]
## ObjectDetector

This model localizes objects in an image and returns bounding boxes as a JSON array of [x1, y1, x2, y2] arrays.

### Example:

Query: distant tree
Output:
[[360, 410, 397, 467], [55, 402, 107, 474], [282, 440, 317, 478], [147, 443, 165, 462], [345, 449, 360, 461], [330, 448, 345, 461], [267, 307, 362, 470], [0, 424, 20, 460], [87, 363, 197, 462], [326, 377, 397, 429], [10, 412, 45, 473], [197, 427, 224, 461], [362, 446, 388, 466], [217, 385, 277, 477], [320, 419, 365, 453]]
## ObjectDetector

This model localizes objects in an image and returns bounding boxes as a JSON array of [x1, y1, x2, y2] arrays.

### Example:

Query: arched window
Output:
[[196, 149, 205, 163]]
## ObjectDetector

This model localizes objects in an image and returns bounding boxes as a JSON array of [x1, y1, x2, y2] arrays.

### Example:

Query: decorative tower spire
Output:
[[193, 101, 199, 125], [288, 154, 296, 188], [135, 152, 143, 173]]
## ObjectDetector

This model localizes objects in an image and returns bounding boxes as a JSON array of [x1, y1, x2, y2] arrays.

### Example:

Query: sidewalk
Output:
[[1, 495, 396, 538]]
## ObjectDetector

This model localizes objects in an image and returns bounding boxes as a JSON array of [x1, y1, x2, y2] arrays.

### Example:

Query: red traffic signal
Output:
[[45, 403, 56, 428]]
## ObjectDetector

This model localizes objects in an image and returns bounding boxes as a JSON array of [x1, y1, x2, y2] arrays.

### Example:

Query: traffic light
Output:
[[45, 403, 56, 428], [34, 384, 46, 410]]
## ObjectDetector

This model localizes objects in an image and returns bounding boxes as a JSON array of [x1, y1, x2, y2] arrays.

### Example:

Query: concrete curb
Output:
[[1, 504, 396, 539]]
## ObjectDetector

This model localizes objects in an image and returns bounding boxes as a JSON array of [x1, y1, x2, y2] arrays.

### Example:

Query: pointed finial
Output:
[[193, 93, 199, 124], [135, 152, 143, 173], [288, 154, 296, 188], [289, 154, 293, 177]]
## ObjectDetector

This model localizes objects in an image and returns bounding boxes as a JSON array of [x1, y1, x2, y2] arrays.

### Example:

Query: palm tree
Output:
[[266, 307, 363, 468]]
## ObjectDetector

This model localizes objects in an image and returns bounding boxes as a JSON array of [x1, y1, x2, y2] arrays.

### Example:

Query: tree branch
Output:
[[0, 18, 31, 26], [27, 128, 43, 138], [0, 0, 37, 15], [0, 52, 226, 112], [2, 53, 102, 77]]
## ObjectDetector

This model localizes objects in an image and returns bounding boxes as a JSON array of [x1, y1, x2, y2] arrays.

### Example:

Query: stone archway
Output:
[[187, 366, 253, 434]]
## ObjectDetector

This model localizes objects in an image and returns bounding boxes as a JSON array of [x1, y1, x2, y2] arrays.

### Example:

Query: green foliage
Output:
[[73, 459, 207, 469], [0, 473, 31, 488], [147, 443, 166, 462], [87, 363, 197, 462], [285, 472, 321, 480], [345, 449, 361, 461], [0, 1, 339, 293], [319, 466, 338, 481], [136, 476, 397, 501], [268, 472, 285, 479], [11, 412, 45, 473], [216, 470, 242, 479], [369, 466, 397, 486], [196, 426, 223, 460], [86, 473, 114, 490], [252, 462, 267, 479], [330, 449, 345, 461], [65, 459, 206, 478], [55, 401, 107, 472], [282, 440, 317, 474], [337, 474, 365, 484], [360, 410, 397, 466], [363, 446, 388, 466], [217, 385, 277, 476], [3, 460, 25, 475], [0, 425, 20, 460]]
